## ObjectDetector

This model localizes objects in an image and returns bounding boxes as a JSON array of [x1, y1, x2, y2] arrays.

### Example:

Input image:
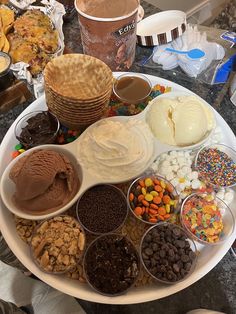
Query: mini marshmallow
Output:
[[151, 164, 158, 171], [166, 172, 175, 181], [161, 160, 170, 167], [184, 180, 191, 187], [172, 165, 179, 172], [170, 151, 177, 157], [184, 151, 191, 158], [171, 159, 178, 165], [177, 170, 184, 177], [160, 153, 168, 160], [191, 171, 199, 180], [181, 166, 191, 175], [177, 157, 186, 164], [191, 179, 201, 189]]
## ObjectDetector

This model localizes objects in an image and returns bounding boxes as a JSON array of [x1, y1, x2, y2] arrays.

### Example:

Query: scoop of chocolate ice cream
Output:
[[9, 149, 79, 214]]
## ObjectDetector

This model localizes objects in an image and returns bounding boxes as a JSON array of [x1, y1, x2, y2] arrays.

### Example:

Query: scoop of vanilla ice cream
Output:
[[146, 95, 215, 146], [146, 99, 176, 145], [172, 96, 208, 145]]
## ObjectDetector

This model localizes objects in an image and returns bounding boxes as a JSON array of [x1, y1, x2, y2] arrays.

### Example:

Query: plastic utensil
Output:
[[165, 47, 205, 59]]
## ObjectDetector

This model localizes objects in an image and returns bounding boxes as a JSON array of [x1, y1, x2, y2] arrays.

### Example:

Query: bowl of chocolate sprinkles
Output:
[[76, 184, 128, 235], [83, 233, 140, 296], [140, 223, 197, 284]]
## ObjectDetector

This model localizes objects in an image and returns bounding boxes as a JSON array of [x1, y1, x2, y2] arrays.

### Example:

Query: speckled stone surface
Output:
[[0, 1, 236, 313]]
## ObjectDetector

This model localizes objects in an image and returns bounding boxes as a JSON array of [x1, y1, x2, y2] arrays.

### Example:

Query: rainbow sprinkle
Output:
[[196, 147, 236, 187]]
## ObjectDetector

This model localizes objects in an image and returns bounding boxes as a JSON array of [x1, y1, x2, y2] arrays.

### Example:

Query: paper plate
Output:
[[137, 10, 186, 46]]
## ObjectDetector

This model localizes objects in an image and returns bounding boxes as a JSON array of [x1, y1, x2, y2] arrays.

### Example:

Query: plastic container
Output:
[[127, 173, 180, 225], [75, 0, 139, 71], [180, 192, 235, 245], [140, 222, 197, 284], [194, 143, 236, 189], [83, 233, 140, 296], [30, 215, 86, 274], [113, 73, 152, 104], [14, 111, 60, 149], [0, 52, 14, 92], [76, 184, 128, 235]]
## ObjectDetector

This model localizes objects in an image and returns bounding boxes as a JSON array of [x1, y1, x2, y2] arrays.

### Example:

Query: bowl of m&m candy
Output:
[[127, 174, 179, 225], [194, 144, 236, 189], [180, 192, 235, 245]]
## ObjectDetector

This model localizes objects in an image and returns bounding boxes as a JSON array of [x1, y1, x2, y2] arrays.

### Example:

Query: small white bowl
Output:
[[0, 144, 83, 220]]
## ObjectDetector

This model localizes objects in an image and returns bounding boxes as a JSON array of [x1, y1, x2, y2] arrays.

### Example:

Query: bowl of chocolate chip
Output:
[[140, 222, 197, 284]]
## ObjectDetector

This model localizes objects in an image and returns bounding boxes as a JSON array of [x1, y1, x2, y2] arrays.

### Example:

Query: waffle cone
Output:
[[44, 54, 113, 101]]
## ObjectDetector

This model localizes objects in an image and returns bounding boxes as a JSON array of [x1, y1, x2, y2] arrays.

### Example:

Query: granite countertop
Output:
[[0, 1, 236, 313]]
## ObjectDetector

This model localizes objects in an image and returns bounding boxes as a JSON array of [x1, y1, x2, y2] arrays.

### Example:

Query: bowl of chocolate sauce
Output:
[[113, 73, 152, 104]]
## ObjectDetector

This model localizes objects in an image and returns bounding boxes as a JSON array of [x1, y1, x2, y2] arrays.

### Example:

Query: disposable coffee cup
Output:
[[75, 0, 139, 71]]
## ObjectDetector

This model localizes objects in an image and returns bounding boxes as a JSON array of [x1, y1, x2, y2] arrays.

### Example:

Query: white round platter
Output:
[[0, 72, 235, 304]]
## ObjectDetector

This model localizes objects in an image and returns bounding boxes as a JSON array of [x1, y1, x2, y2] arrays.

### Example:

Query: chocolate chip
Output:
[[181, 254, 190, 263], [141, 224, 196, 283], [145, 248, 153, 256], [142, 252, 149, 260], [173, 263, 180, 273], [175, 240, 185, 248], [172, 227, 181, 237], [159, 250, 166, 258], [145, 234, 152, 243], [152, 243, 158, 251], [151, 258, 157, 267], [189, 251, 196, 261], [184, 263, 192, 271]]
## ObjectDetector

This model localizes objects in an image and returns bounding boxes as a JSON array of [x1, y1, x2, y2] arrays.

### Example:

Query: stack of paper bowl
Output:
[[44, 54, 113, 130]]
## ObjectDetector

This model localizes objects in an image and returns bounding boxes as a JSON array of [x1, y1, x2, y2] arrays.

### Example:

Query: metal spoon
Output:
[[165, 48, 205, 59]]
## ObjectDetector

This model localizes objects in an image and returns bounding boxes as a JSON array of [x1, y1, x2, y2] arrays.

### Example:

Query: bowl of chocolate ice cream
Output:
[[14, 111, 60, 149], [0, 145, 82, 220]]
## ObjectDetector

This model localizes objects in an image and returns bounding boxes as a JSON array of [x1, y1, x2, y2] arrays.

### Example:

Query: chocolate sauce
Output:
[[114, 75, 152, 103]]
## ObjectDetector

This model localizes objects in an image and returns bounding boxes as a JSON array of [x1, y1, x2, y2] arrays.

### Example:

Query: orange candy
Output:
[[134, 207, 143, 216], [158, 207, 166, 216], [153, 196, 162, 204], [129, 193, 134, 202], [163, 195, 171, 204], [154, 185, 162, 192]]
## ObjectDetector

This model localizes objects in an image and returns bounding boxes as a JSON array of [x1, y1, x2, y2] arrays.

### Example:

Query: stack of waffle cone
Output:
[[44, 54, 113, 130]]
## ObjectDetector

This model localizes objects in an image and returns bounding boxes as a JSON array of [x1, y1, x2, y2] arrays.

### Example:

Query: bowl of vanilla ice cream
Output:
[[145, 92, 216, 149]]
